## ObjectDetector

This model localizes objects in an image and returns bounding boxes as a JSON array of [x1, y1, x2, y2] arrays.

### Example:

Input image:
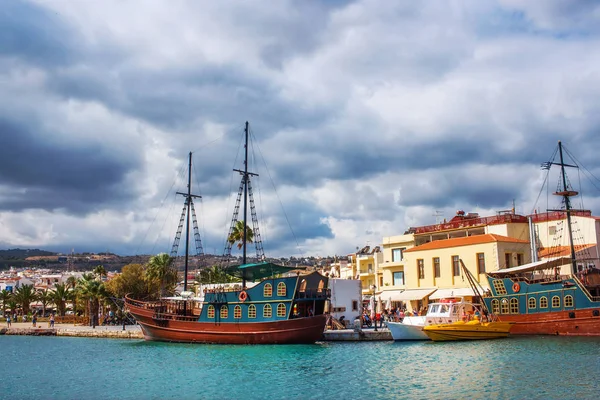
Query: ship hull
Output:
[[126, 299, 327, 344], [493, 310, 600, 336]]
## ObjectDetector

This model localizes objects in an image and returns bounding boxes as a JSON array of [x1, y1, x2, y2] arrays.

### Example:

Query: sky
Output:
[[1, 0, 600, 259]]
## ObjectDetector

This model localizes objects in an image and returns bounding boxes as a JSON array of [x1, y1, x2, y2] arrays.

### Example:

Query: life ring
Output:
[[238, 291, 248, 302], [513, 282, 520, 293]]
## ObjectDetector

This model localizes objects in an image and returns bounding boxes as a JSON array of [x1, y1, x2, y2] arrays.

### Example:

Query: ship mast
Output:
[[548, 141, 578, 275], [174, 152, 202, 291]]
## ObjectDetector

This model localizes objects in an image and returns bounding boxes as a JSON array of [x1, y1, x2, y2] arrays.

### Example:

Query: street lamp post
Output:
[[371, 285, 378, 332]]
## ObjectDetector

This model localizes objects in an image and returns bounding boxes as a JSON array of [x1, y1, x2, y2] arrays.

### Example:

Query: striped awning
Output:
[[429, 287, 476, 300], [380, 288, 436, 301]]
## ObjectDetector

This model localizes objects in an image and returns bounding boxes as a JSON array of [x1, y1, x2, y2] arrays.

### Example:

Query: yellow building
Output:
[[378, 211, 532, 313]]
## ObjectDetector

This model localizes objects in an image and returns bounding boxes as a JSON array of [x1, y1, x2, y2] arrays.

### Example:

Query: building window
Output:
[[564, 295, 574, 307], [528, 297, 536, 309], [552, 296, 560, 308], [477, 253, 485, 274], [367, 263, 373, 274], [510, 298, 519, 314], [379, 276, 383, 286], [277, 282, 286, 296], [540, 296, 548, 308], [417, 259, 425, 279], [504, 253, 511, 269], [220, 305, 228, 319], [392, 248, 405, 262], [207, 305, 215, 319], [516, 253, 523, 266], [392, 271, 404, 286], [501, 298, 509, 314], [452, 256, 460, 276], [549, 226, 556, 235], [352, 300, 359, 311], [276, 303, 286, 317], [263, 304, 272, 318], [248, 304, 256, 319], [492, 280, 507, 295], [234, 305, 242, 319], [264, 283, 273, 297], [491, 299, 500, 314], [433, 257, 440, 278]]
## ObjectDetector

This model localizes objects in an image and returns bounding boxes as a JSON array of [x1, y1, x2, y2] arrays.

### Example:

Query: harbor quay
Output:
[[1, 321, 143, 339], [1, 321, 392, 341]]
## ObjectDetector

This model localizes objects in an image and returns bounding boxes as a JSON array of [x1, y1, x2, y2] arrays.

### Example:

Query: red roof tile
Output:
[[404, 234, 529, 253]]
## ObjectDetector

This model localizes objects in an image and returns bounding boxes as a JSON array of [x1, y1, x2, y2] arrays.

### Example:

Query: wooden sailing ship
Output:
[[125, 122, 330, 344], [483, 141, 600, 336]]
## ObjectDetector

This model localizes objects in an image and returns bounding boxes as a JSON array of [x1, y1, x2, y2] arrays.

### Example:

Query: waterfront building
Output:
[[379, 210, 531, 313]]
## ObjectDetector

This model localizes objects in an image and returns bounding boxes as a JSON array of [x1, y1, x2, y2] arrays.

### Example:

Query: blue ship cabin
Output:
[[197, 262, 329, 323], [484, 257, 600, 316]]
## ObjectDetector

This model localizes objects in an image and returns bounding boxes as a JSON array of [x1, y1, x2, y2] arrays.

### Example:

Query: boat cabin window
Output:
[[264, 283, 273, 297], [510, 298, 519, 314], [276, 303, 286, 317], [492, 280, 507, 295], [234, 305, 242, 319], [220, 305, 229, 319], [429, 304, 439, 314], [501, 298, 509, 314], [528, 297, 536, 310], [564, 295, 574, 308], [552, 296, 560, 308], [318, 280, 324, 293], [263, 304, 272, 318], [248, 304, 257, 319], [300, 279, 307, 292], [277, 282, 287, 296], [540, 296, 548, 308], [207, 305, 215, 319], [439, 305, 448, 314], [491, 299, 500, 314]]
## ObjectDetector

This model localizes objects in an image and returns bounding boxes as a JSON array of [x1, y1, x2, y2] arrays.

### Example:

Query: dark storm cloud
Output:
[[0, 117, 139, 214], [0, 1, 77, 66]]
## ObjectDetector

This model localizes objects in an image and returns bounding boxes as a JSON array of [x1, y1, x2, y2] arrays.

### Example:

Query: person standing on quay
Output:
[[49, 313, 55, 328], [6, 315, 11, 327], [32, 313, 37, 327]]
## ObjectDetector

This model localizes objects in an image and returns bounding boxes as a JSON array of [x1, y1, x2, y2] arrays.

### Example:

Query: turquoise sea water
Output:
[[1, 335, 599, 400]]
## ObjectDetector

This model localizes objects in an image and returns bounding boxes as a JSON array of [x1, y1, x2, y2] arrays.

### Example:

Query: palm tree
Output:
[[14, 284, 37, 315], [66, 275, 78, 290], [93, 265, 107, 281], [228, 220, 254, 250], [51, 283, 70, 316], [77, 275, 108, 327], [146, 253, 178, 298], [37, 289, 54, 317], [196, 265, 239, 284], [0, 289, 12, 317]]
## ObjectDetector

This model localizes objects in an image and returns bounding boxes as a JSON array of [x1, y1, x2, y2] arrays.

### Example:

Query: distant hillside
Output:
[[0, 248, 57, 260]]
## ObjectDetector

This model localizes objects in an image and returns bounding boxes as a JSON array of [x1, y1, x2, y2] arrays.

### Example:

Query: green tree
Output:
[[196, 265, 239, 284], [66, 276, 78, 290], [0, 289, 12, 316], [37, 289, 54, 317], [51, 283, 70, 316], [228, 220, 254, 250], [14, 284, 37, 315], [93, 265, 107, 280], [77, 274, 108, 327], [105, 263, 156, 300], [146, 253, 178, 298]]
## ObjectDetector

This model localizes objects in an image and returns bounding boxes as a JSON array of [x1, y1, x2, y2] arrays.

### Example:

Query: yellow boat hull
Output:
[[423, 320, 515, 341]]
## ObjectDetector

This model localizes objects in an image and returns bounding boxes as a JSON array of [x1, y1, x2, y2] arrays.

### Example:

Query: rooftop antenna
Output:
[[433, 210, 444, 224]]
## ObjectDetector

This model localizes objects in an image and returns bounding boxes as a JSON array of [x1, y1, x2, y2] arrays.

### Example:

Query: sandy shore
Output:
[[1, 321, 143, 339]]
